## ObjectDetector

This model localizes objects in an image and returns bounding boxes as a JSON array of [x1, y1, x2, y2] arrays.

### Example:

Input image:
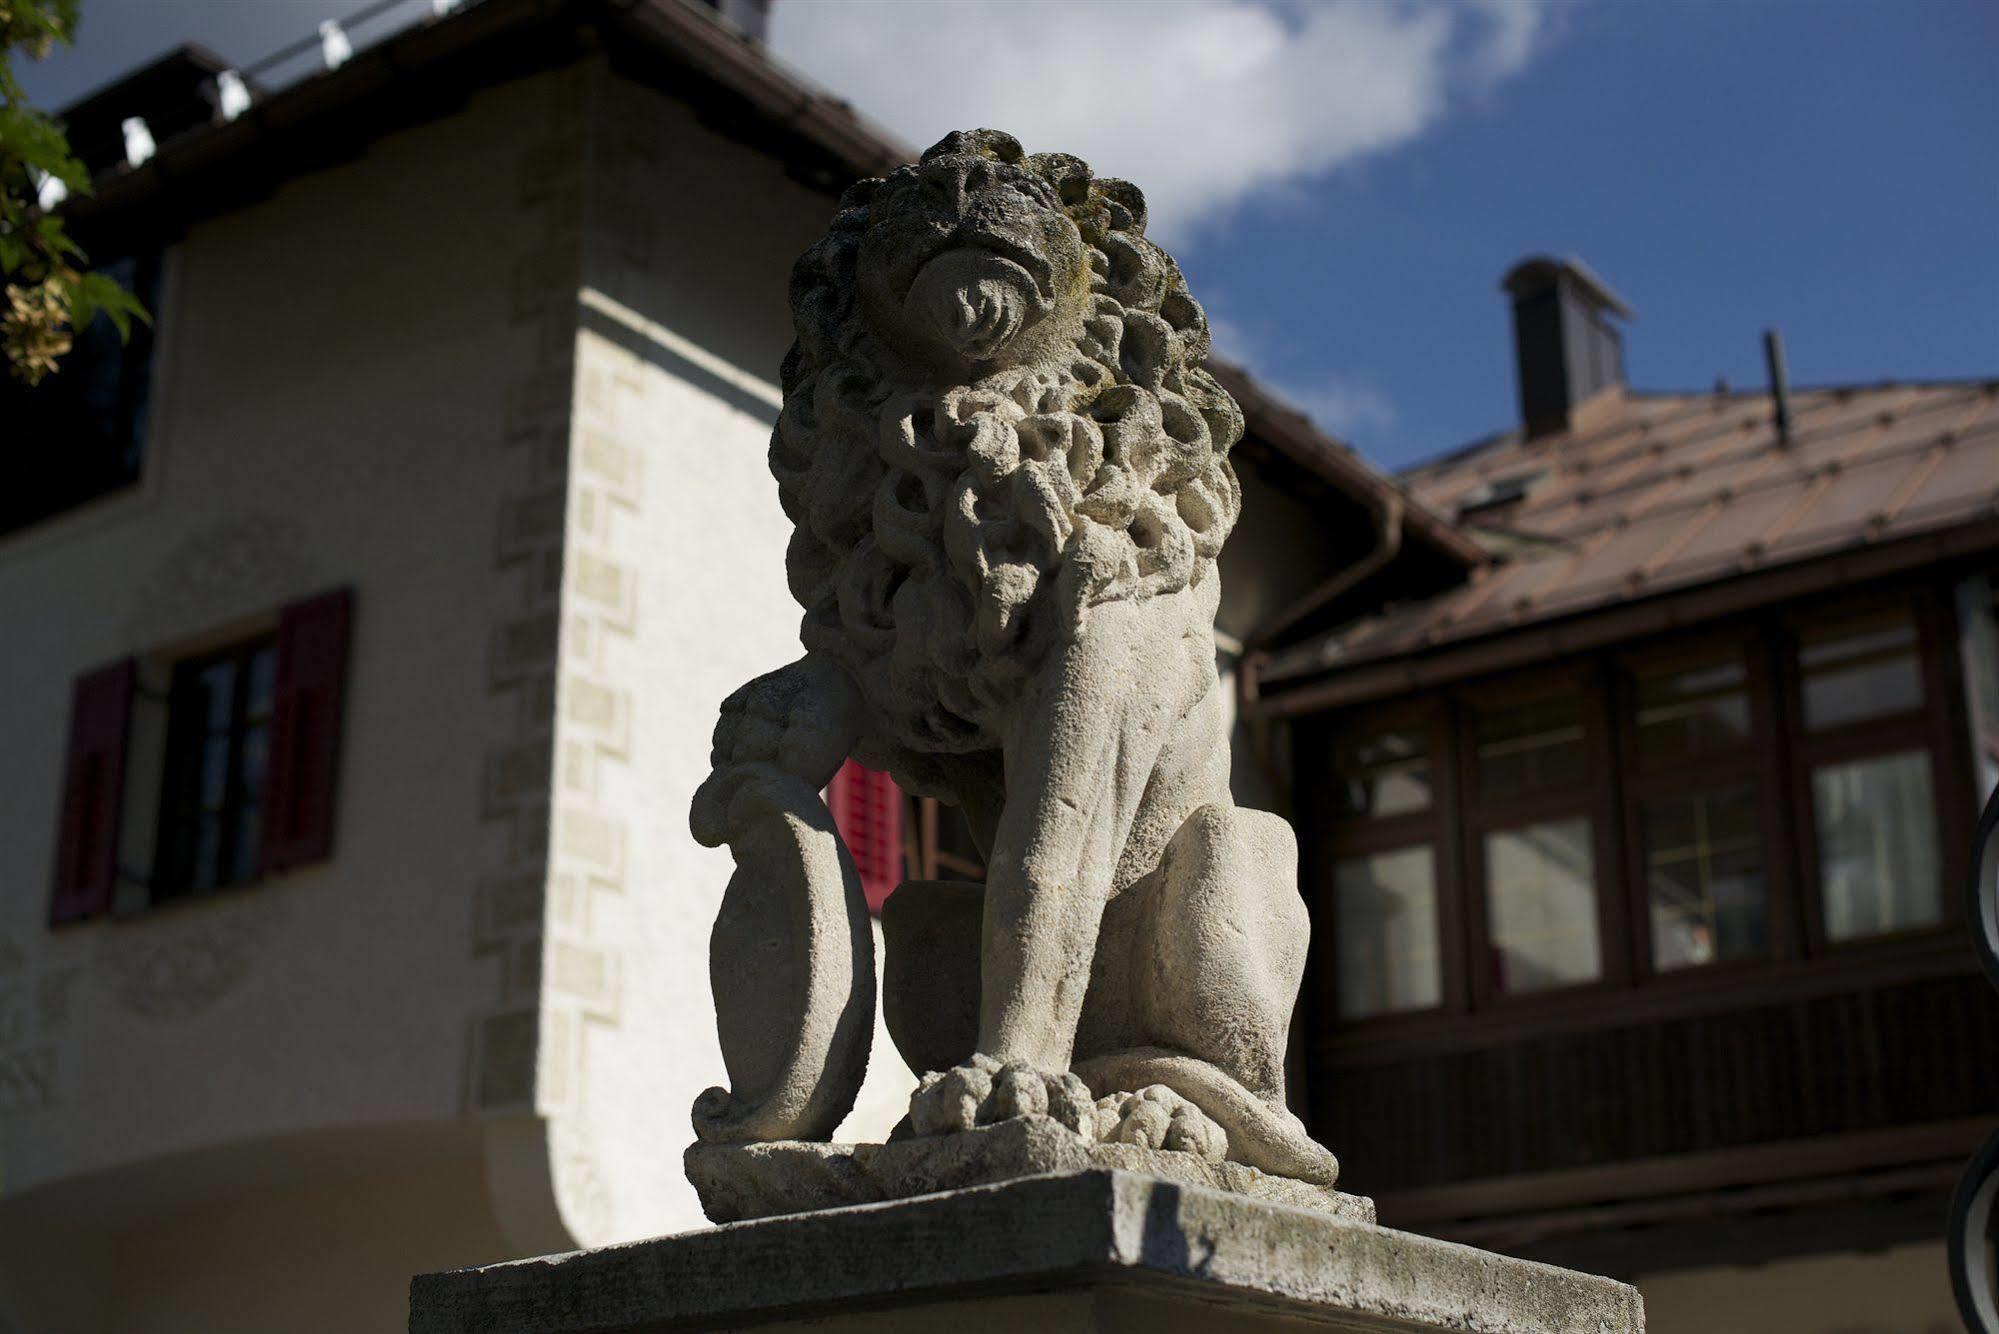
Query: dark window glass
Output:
[[1812, 750, 1941, 941], [153, 637, 278, 900], [0, 252, 162, 537], [1328, 727, 1431, 820], [1633, 654, 1751, 763], [1473, 694, 1587, 795], [1642, 785, 1767, 970], [1484, 817, 1601, 993], [1799, 611, 1923, 730], [1332, 846, 1441, 1018]]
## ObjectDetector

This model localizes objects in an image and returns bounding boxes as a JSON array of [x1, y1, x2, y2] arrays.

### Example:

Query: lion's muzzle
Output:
[[908, 248, 1051, 363]]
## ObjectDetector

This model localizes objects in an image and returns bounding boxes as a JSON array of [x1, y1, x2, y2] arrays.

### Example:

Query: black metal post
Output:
[[1763, 328, 1793, 447]]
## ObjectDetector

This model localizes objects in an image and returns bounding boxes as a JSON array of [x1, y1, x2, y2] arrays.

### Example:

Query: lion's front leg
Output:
[[907, 597, 1202, 1135]]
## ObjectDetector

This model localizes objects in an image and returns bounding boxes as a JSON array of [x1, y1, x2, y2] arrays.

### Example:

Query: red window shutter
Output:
[[828, 760, 905, 914], [258, 586, 353, 873], [50, 658, 137, 926]]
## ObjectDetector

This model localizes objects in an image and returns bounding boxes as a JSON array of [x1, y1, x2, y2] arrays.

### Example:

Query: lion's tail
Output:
[[1074, 1046, 1340, 1187]]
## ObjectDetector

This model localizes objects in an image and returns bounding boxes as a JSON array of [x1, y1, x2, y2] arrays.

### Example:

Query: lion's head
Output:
[[772, 130, 1244, 755]]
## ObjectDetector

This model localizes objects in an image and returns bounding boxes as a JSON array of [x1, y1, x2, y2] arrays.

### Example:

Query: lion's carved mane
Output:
[[770, 130, 1244, 757]]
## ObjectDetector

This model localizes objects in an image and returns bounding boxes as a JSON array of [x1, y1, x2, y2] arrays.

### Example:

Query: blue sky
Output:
[[19, 0, 1998, 470], [1195, 0, 1999, 467]]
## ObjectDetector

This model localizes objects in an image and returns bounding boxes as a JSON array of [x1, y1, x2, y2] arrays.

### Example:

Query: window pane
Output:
[[1485, 818, 1601, 993], [1328, 728, 1430, 819], [1800, 612, 1923, 730], [1474, 694, 1586, 794], [1333, 847, 1440, 1019], [240, 724, 270, 799], [246, 646, 278, 720], [1813, 750, 1941, 941], [192, 813, 224, 891], [1633, 654, 1751, 763], [1642, 786, 1767, 970], [198, 736, 231, 808], [199, 659, 237, 730]]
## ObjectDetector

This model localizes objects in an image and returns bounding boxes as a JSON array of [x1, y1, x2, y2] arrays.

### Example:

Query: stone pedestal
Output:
[[410, 1170, 1643, 1333]]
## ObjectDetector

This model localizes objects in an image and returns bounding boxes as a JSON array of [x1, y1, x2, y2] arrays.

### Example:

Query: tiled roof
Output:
[[1263, 378, 1999, 691]]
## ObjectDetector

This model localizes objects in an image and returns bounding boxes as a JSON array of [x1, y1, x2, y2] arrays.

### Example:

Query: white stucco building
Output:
[[0, 4, 1433, 1328]]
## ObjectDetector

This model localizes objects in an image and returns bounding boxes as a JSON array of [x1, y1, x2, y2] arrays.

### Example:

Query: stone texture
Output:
[[687, 127, 1339, 1189], [684, 1114, 1374, 1224], [409, 1169, 1645, 1334]]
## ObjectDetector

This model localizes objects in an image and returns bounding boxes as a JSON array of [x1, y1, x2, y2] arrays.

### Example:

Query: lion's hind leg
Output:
[[1077, 801, 1340, 1185]]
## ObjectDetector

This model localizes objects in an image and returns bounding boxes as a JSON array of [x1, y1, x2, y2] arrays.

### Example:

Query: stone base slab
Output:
[[684, 1115, 1373, 1223], [410, 1170, 1643, 1334]]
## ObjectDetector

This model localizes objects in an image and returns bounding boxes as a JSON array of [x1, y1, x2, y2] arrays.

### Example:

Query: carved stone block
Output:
[[684, 1114, 1373, 1224]]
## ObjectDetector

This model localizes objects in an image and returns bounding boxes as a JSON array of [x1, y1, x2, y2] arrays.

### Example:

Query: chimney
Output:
[[1502, 255, 1634, 440]]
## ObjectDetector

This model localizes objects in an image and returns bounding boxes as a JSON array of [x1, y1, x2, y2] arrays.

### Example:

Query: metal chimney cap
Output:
[[1501, 255, 1635, 321]]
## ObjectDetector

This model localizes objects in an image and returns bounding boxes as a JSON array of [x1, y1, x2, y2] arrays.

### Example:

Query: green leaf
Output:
[[72, 270, 150, 341], [67, 275, 98, 334]]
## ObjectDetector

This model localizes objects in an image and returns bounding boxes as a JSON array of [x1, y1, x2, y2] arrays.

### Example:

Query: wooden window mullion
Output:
[[1752, 619, 1806, 966]]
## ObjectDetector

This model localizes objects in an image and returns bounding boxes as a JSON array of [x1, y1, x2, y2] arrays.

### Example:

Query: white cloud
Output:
[[1207, 311, 1394, 440], [769, 0, 1564, 246], [1272, 377, 1399, 438]]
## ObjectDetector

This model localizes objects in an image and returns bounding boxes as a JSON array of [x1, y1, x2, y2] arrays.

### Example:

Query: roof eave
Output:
[[1209, 360, 1489, 573], [1250, 513, 1999, 717]]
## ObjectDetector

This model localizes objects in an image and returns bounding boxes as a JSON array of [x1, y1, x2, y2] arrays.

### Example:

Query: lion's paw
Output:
[[1094, 1085, 1228, 1162], [908, 1054, 1095, 1137]]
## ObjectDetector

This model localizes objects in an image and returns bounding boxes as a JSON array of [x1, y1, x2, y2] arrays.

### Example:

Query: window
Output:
[[0, 252, 163, 538], [1798, 612, 1924, 730], [1464, 681, 1613, 999], [1303, 585, 1986, 1029], [1641, 786, 1766, 970], [1632, 654, 1752, 762], [48, 588, 353, 925], [1328, 727, 1431, 820], [1473, 694, 1586, 794], [827, 760, 904, 914], [1789, 601, 1947, 947], [1812, 751, 1940, 941], [1333, 847, 1440, 1018], [153, 637, 278, 900], [1484, 817, 1601, 992], [1621, 644, 1776, 974], [1306, 704, 1459, 1021]]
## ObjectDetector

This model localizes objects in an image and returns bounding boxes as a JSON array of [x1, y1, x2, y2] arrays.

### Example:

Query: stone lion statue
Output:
[[690, 129, 1337, 1188]]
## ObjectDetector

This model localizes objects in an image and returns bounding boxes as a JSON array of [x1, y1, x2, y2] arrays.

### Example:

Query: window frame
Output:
[[1452, 663, 1629, 1009], [0, 249, 165, 543], [1303, 696, 1470, 1028], [1307, 570, 1988, 1043], [150, 632, 278, 904], [1779, 587, 1971, 955], [1611, 628, 1800, 981]]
